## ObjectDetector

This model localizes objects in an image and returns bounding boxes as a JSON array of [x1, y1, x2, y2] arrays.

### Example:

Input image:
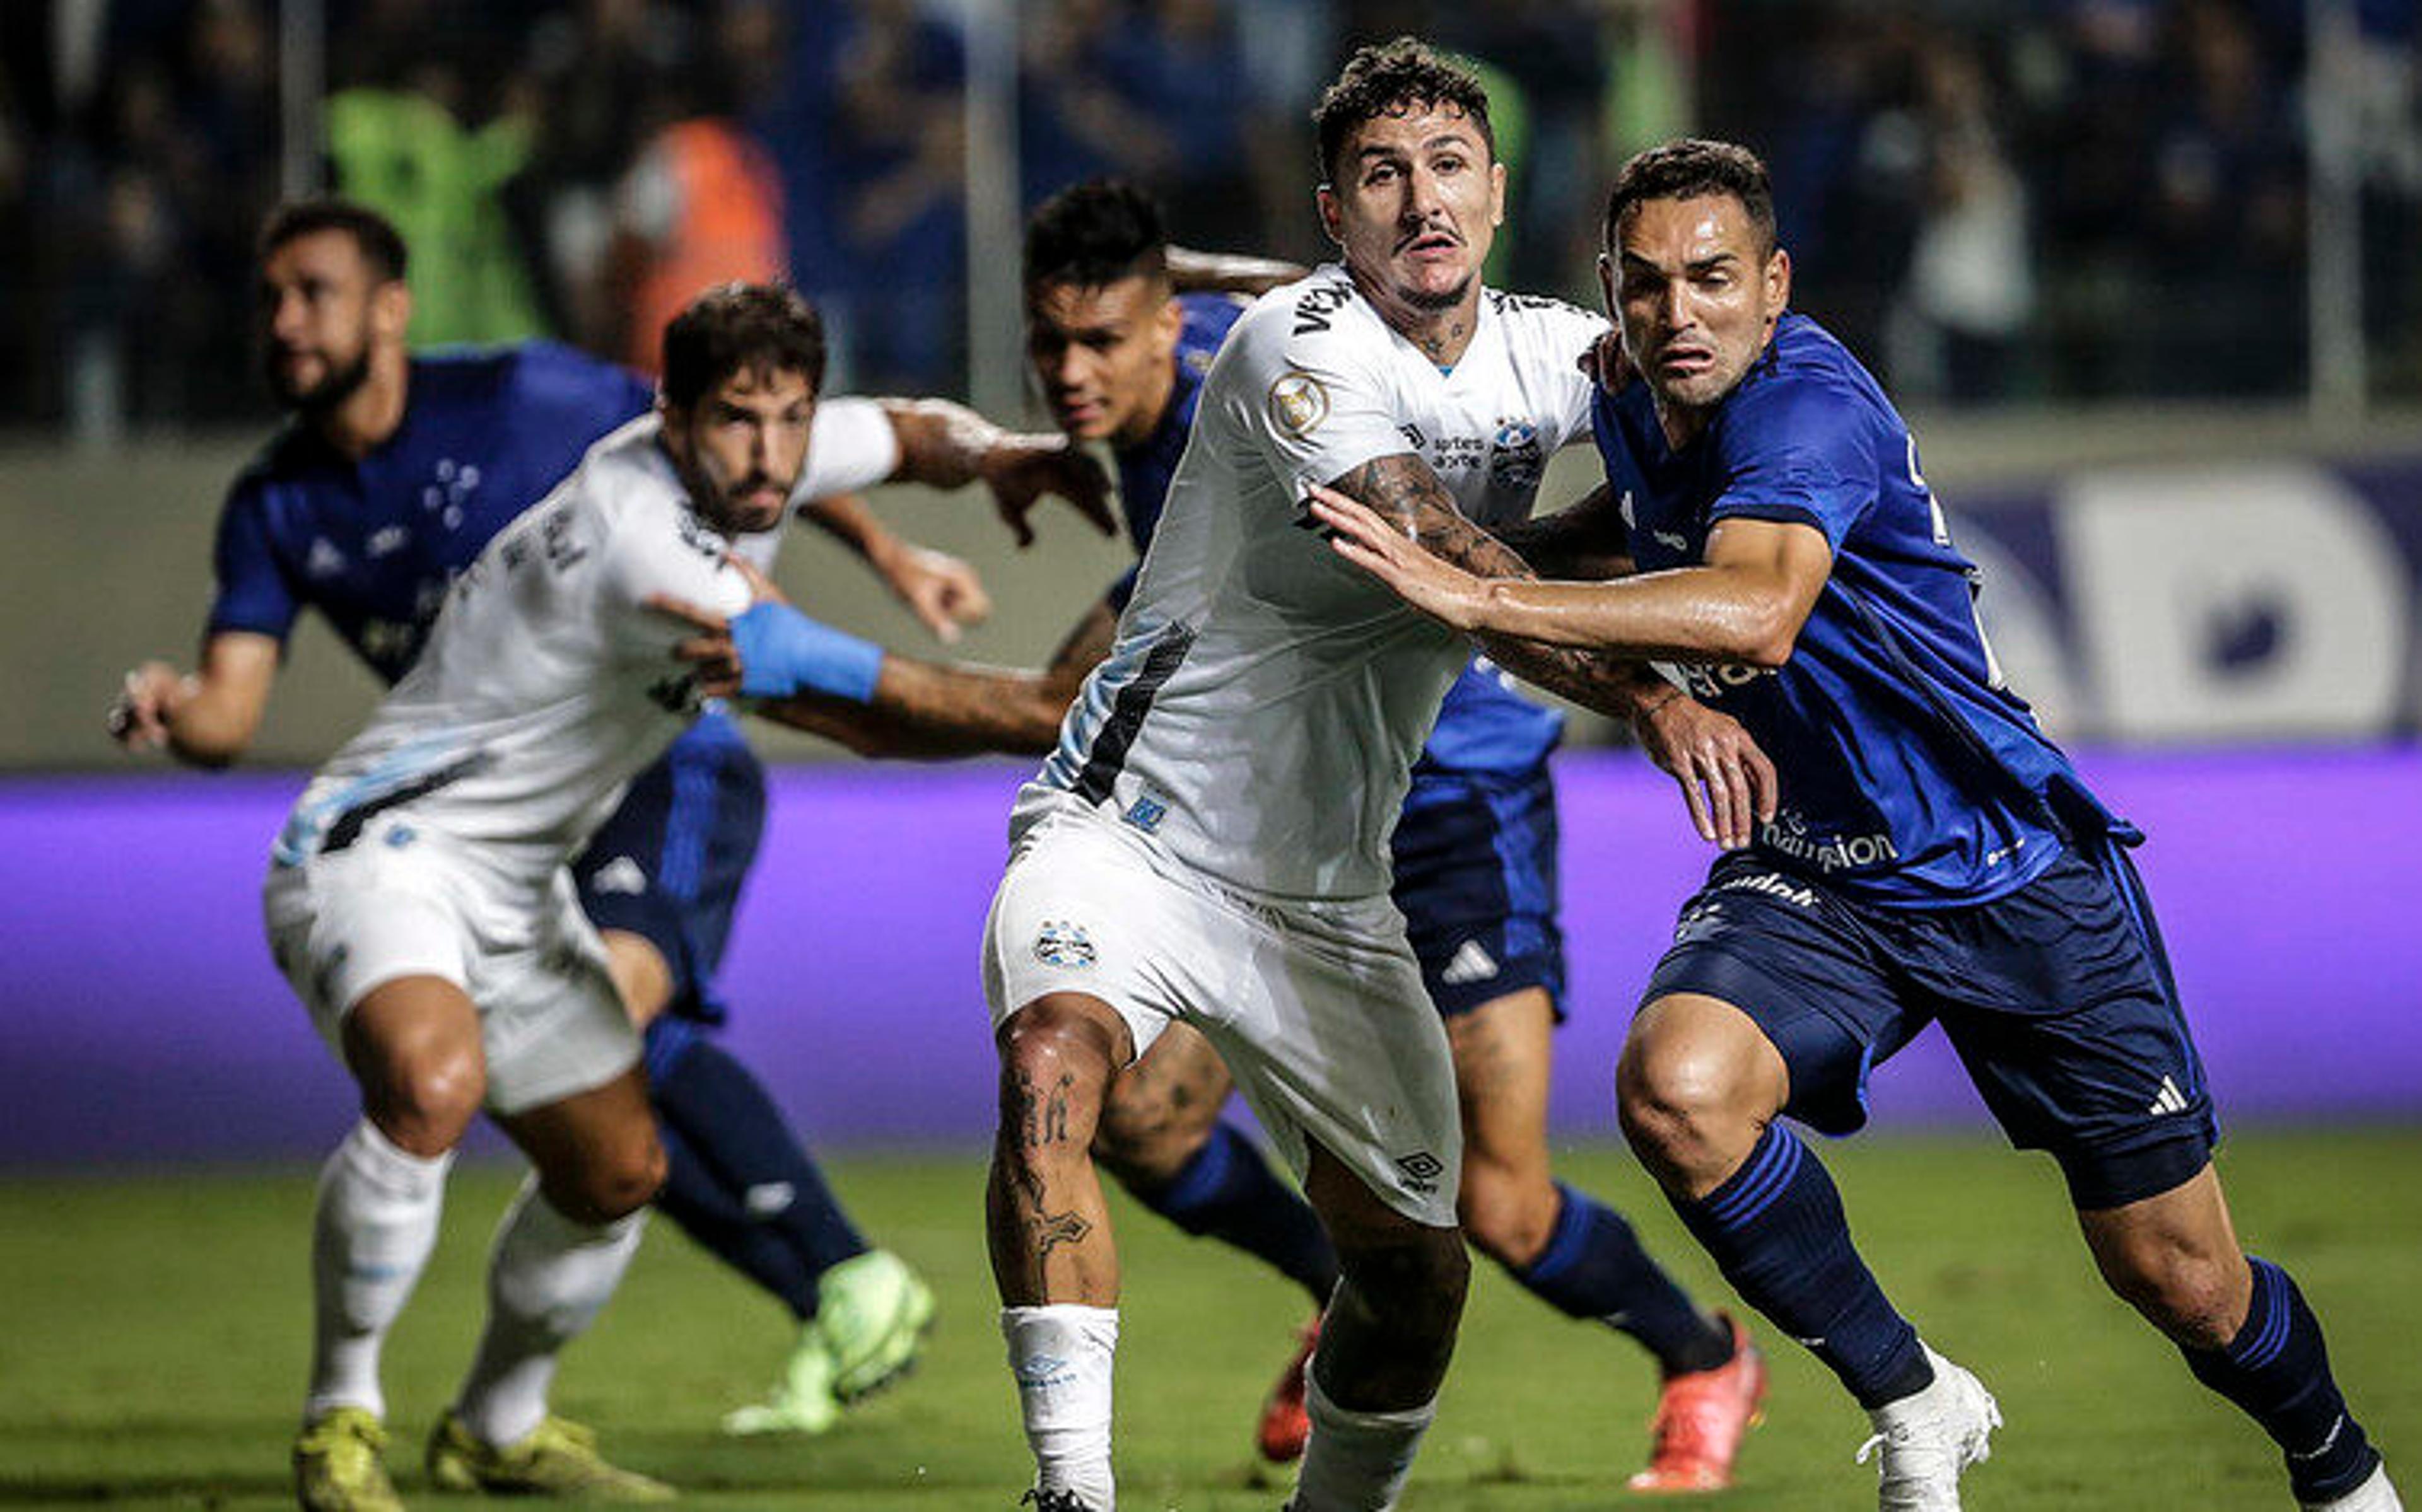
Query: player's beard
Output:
[[1396, 274, 1473, 312], [270, 343, 373, 415]]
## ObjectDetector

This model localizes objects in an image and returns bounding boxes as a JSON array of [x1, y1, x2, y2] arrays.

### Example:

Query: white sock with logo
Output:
[[1289, 1370, 1436, 1512], [1002, 1304, 1120, 1509], [453, 1176, 646, 1448], [306, 1119, 453, 1422]]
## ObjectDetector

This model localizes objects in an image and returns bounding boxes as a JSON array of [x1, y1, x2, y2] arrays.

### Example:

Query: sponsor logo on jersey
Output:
[[1034, 919, 1096, 969], [1268, 371, 1329, 437], [1121, 794, 1167, 834], [1758, 809, 1901, 871], [1716, 870, 1818, 909], [2146, 1075, 2191, 1117], [1292, 282, 1355, 335], [1675, 661, 1777, 702], [1394, 1150, 1446, 1195], [591, 856, 649, 895], [1438, 938, 1499, 986]]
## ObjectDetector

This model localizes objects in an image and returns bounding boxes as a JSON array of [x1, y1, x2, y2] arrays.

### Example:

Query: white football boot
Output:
[[1856, 1346, 2003, 1511], [2303, 1460, 2404, 1512]]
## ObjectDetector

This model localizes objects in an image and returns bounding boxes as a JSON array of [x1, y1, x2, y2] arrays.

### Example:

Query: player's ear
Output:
[[1765, 245, 1792, 315], [1314, 184, 1343, 247], [1489, 159, 1507, 227], [1155, 291, 1183, 350], [373, 279, 412, 342]]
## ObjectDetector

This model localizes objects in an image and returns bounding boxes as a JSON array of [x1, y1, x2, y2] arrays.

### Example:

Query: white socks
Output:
[[1002, 1304, 1120, 1510], [307, 1119, 453, 1422], [1290, 1370, 1436, 1512], [453, 1175, 646, 1448]]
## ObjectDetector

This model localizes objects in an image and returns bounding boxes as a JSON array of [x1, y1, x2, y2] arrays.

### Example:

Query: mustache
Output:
[[1395, 223, 1462, 253]]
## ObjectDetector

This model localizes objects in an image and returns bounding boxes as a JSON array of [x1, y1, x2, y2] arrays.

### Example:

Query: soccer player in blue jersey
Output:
[[1312, 138, 2402, 1512], [1002, 177, 1767, 1489], [108, 201, 1114, 1503]]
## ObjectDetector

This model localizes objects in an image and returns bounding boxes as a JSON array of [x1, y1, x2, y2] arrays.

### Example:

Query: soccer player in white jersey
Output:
[[259, 282, 1072, 1509], [976, 41, 1770, 1512]]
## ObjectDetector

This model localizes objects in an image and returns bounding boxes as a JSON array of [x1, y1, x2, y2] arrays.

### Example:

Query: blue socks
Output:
[[645, 1019, 868, 1320], [1512, 1183, 1733, 1376], [1133, 1122, 1342, 1306], [1671, 1125, 1929, 1408], [2182, 1256, 2378, 1503]]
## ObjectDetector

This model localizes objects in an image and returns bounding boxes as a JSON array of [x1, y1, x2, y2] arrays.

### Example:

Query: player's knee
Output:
[[547, 1129, 665, 1224], [1338, 1226, 1468, 1343], [368, 1046, 486, 1156], [2107, 1245, 2248, 1350], [1455, 1159, 1557, 1269], [1091, 1080, 1202, 1186], [1617, 1033, 1752, 1162]]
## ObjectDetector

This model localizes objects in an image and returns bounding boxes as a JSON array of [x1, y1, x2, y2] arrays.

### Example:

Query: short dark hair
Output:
[[258, 198, 409, 282], [1024, 178, 1169, 292], [1603, 139, 1777, 255], [660, 282, 826, 410], [1312, 37, 1494, 185]]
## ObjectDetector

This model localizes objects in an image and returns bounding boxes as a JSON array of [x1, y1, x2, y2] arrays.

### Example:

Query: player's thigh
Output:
[[1630, 854, 1916, 1138], [1927, 847, 2217, 1211], [472, 874, 646, 1130], [496, 1064, 664, 1224], [1096, 1020, 1236, 1181], [1191, 892, 1463, 1231], [264, 839, 485, 1145]]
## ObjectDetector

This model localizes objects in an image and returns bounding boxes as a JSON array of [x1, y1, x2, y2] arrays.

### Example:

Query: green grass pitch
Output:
[[4, 1129, 2416, 1510]]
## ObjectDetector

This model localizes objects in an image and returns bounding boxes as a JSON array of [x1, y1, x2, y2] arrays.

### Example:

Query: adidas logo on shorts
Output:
[[1438, 939, 1499, 986]]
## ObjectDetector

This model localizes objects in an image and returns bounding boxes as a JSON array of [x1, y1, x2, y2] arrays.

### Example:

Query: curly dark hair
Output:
[[1311, 37, 1493, 185], [1603, 139, 1777, 255], [1024, 178, 1169, 291], [660, 282, 826, 409], [258, 199, 409, 282]]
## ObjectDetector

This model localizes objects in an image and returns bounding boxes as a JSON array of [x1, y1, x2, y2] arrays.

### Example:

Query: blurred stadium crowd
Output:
[[4, 0, 2420, 434]]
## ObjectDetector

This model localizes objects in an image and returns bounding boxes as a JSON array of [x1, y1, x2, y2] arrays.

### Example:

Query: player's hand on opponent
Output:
[[874, 540, 992, 644], [1303, 483, 1489, 631], [646, 554, 787, 701], [1577, 327, 1635, 398], [107, 661, 187, 751], [1629, 689, 1778, 851], [981, 434, 1116, 548]]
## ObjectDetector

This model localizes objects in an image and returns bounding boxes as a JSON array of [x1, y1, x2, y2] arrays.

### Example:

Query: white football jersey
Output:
[[1026, 265, 1606, 899], [276, 415, 755, 881]]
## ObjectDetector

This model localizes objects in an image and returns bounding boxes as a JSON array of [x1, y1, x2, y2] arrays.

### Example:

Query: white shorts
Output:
[[983, 794, 1460, 1227], [262, 820, 640, 1117]]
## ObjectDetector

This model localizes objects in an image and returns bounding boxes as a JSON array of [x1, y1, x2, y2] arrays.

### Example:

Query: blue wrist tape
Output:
[[729, 602, 885, 704]]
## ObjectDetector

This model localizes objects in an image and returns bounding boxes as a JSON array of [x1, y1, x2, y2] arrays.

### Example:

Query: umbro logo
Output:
[[1438, 939, 1499, 986], [1394, 1151, 1446, 1195], [2147, 1075, 2191, 1117], [591, 856, 649, 895]]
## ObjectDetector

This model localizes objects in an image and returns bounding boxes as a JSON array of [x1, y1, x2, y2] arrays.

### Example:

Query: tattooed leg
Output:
[[986, 992, 1133, 1306]]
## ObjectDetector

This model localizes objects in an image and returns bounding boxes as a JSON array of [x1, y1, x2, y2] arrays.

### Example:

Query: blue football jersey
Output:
[[1593, 313, 2087, 907], [207, 341, 655, 683], [1111, 293, 1562, 777]]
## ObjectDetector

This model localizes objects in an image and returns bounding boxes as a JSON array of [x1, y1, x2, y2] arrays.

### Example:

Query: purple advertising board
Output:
[[3, 748, 2418, 1168]]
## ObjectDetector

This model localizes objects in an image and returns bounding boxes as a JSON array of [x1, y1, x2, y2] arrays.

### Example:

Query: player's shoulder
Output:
[[224, 420, 324, 510], [497, 339, 652, 409], [1484, 285, 1608, 366], [1720, 314, 1895, 453], [1216, 264, 1390, 385]]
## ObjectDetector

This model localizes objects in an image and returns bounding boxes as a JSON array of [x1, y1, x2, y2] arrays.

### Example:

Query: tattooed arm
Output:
[[1319, 453, 1777, 847]]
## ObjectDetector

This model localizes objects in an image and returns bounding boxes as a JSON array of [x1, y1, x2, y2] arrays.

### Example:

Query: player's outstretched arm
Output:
[[798, 491, 993, 642], [1166, 246, 1307, 297], [877, 398, 1117, 547], [106, 631, 280, 769], [1314, 455, 1776, 846], [647, 574, 1114, 760]]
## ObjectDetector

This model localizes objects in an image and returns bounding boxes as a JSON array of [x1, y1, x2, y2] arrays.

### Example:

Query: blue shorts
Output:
[[1643, 844, 2217, 1209], [1391, 764, 1566, 1018], [571, 713, 766, 1025]]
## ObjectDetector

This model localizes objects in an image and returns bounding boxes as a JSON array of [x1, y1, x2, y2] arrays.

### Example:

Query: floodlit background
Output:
[[1, 4, 2418, 1508]]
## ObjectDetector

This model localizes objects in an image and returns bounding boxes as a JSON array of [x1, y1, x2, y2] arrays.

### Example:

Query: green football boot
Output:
[[294, 1407, 403, 1512], [718, 1327, 841, 1437], [815, 1249, 935, 1402], [424, 1410, 673, 1501]]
